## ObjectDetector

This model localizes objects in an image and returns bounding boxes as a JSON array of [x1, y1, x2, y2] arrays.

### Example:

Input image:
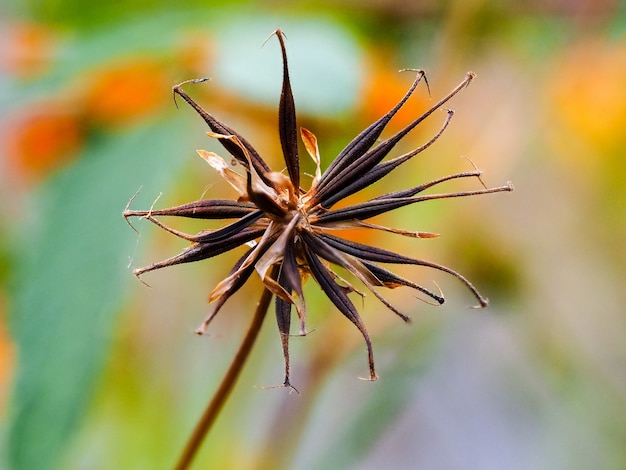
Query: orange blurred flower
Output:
[[0, 22, 55, 78], [361, 52, 430, 132], [5, 104, 83, 180], [83, 59, 170, 127]]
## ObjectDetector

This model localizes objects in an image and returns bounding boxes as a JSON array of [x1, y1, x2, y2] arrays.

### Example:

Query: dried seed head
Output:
[[125, 30, 512, 385]]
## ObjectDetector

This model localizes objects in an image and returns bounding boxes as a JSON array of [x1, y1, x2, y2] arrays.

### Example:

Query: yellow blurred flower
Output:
[[547, 38, 626, 157]]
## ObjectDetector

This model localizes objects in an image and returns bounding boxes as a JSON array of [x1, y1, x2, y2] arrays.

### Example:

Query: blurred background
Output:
[[1, 0, 626, 469]]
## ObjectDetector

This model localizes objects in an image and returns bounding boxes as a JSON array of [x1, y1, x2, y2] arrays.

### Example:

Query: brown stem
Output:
[[174, 286, 274, 470]]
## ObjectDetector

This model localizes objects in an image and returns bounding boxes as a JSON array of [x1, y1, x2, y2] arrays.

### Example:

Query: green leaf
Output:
[[6, 120, 191, 470], [214, 16, 364, 115]]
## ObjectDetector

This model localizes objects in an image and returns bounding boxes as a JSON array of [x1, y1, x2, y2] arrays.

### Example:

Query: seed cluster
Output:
[[125, 30, 512, 385]]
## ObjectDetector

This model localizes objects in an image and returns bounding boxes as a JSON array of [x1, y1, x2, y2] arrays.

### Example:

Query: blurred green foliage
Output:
[[7, 122, 191, 469]]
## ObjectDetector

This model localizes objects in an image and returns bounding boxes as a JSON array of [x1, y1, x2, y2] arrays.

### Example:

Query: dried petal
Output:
[[208, 224, 278, 302], [300, 127, 322, 188], [197, 149, 248, 197]]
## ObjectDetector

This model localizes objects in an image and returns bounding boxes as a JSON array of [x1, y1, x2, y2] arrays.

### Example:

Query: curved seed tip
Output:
[[460, 155, 482, 172], [279, 378, 301, 395], [294, 326, 314, 337], [431, 281, 445, 305], [506, 181, 515, 191], [254, 382, 301, 395], [172, 77, 211, 91], [124, 187, 142, 210], [359, 373, 379, 382], [273, 28, 287, 40], [285, 382, 300, 395], [471, 296, 489, 309], [417, 231, 440, 238], [266, 380, 301, 395], [263, 28, 287, 47], [124, 214, 140, 234], [123, 188, 143, 234], [459, 156, 488, 189], [398, 68, 426, 77], [465, 71, 477, 85], [416, 296, 444, 307], [124, 216, 141, 235], [172, 77, 211, 108], [399, 68, 430, 96], [415, 293, 444, 307], [132, 268, 151, 287]]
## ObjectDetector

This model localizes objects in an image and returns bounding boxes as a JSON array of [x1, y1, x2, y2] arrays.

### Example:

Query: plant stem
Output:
[[174, 287, 274, 470]]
